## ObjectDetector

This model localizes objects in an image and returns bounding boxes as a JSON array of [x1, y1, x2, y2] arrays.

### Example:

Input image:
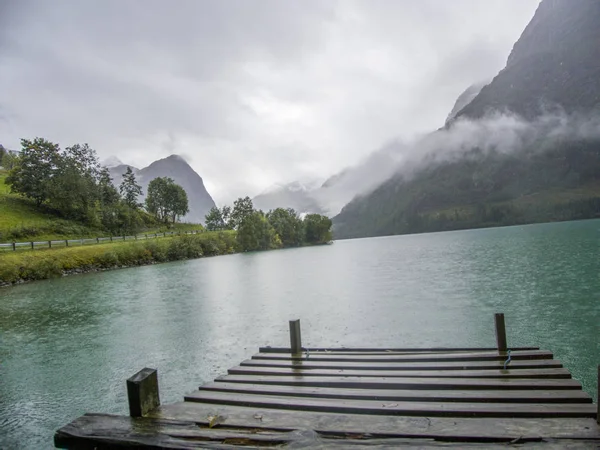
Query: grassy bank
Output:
[[0, 231, 237, 285]]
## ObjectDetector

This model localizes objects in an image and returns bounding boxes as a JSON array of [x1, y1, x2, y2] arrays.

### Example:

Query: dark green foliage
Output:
[[230, 196, 254, 229], [266, 208, 304, 247], [208, 197, 333, 252], [204, 205, 233, 231], [119, 166, 143, 208], [236, 210, 281, 252], [145, 177, 189, 224], [6, 138, 61, 206], [303, 214, 333, 244]]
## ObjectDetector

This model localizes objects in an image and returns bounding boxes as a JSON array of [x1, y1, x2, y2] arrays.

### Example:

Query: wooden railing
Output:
[[0, 230, 203, 251]]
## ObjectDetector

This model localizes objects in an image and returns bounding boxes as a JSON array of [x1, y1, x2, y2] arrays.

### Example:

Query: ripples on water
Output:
[[1, 220, 599, 448]]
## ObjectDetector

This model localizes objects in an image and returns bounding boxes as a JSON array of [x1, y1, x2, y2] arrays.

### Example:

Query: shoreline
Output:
[[0, 234, 333, 288]]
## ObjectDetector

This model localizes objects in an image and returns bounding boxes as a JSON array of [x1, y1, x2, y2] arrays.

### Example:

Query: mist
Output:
[[318, 109, 600, 215]]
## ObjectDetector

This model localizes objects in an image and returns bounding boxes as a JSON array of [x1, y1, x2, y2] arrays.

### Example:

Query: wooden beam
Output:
[[289, 319, 301, 354], [184, 390, 598, 418], [127, 368, 160, 417], [251, 349, 553, 363], [226, 365, 572, 379], [495, 313, 507, 352], [191, 382, 593, 404], [216, 374, 582, 390]]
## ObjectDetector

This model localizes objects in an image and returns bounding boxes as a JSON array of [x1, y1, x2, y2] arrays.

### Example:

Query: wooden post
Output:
[[495, 313, 507, 352], [110, 236, 113, 242], [31, 241, 34, 250], [48, 240, 52, 249], [65, 240, 69, 247], [289, 319, 302, 354], [123, 235, 126, 241], [96, 237, 99, 244], [126, 368, 160, 417], [12, 242, 15, 251]]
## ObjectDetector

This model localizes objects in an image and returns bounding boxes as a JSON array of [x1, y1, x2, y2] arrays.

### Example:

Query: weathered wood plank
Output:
[[241, 358, 564, 371], [252, 349, 553, 363], [54, 413, 600, 449], [54, 413, 299, 449], [150, 402, 600, 440], [193, 382, 593, 404], [227, 366, 572, 379], [259, 346, 540, 353], [216, 374, 582, 390], [184, 390, 597, 418]]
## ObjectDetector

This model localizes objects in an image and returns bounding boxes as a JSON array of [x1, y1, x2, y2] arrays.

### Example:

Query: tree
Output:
[[230, 196, 254, 229], [236, 210, 281, 251], [5, 138, 61, 206], [0, 145, 5, 166], [119, 166, 143, 208], [205, 205, 233, 231], [98, 167, 120, 207], [145, 177, 189, 224], [266, 208, 304, 247], [303, 214, 332, 244], [46, 143, 102, 220]]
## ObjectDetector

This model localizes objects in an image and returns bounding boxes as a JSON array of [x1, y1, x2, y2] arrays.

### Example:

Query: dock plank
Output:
[[193, 382, 593, 404], [241, 358, 564, 371], [150, 402, 600, 441], [252, 349, 553, 363], [55, 413, 600, 449], [216, 374, 583, 390], [227, 366, 572, 379], [259, 346, 540, 354], [184, 390, 597, 418]]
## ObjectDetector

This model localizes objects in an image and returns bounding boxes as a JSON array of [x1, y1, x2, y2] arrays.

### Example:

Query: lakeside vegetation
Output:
[[0, 231, 237, 285], [0, 140, 333, 285]]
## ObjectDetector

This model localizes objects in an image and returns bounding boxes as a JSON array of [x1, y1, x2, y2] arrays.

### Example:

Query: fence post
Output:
[[145, 234, 148, 239], [289, 319, 302, 355], [110, 236, 113, 242], [31, 241, 34, 250], [65, 240, 69, 247], [127, 368, 160, 417], [48, 240, 52, 249], [96, 237, 99, 244], [495, 313, 507, 353], [12, 242, 16, 251]]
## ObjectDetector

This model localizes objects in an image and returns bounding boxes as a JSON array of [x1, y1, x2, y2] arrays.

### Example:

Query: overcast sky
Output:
[[0, 0, 539, 203]]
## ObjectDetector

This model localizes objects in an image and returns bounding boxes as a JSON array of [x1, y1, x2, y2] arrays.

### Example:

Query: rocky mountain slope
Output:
[[334, 0, 600, 239], [108, 155, 215, 224]]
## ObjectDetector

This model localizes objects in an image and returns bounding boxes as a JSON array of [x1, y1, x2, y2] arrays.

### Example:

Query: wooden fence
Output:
[[0, 230, 203, 252]]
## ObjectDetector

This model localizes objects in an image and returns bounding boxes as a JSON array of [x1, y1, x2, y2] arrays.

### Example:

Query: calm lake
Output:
[[1, 220, 599, 449]]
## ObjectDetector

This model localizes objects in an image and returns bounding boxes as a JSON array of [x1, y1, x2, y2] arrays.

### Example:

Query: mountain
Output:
[[454, 0, 600, 121], [108, 155, 215, 224], [252, 180, 324, 215], [445, 81, 488, 125], [334, 0, 600, 239]]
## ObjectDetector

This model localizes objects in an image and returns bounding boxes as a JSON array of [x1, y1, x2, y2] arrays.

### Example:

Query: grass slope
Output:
[[0, 172, 203, 242]]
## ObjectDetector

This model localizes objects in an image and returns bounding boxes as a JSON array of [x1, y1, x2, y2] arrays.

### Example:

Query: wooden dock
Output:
[[55, 315, 600, 448]]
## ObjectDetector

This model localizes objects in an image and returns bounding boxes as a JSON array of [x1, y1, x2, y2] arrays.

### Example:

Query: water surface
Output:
[[1, 220, 599, 448]]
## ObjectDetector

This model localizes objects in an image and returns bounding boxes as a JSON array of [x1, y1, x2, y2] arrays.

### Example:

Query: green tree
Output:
[[236, 210, 281, 251], [119, 166, 143, 208], [303, 214, 333, 244], [266, 208, 304, 247], [98, 167, 120, 207], [0, 145, 5, 166], [145, 177, 189, 224], [6, 138, 61, 206], [46, 143, 101, 221], [205, 205, 233, 231], [230, 196, 254, 229]]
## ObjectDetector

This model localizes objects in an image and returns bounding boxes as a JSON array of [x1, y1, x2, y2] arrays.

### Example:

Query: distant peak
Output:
[[101, 156, 124, 168]]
